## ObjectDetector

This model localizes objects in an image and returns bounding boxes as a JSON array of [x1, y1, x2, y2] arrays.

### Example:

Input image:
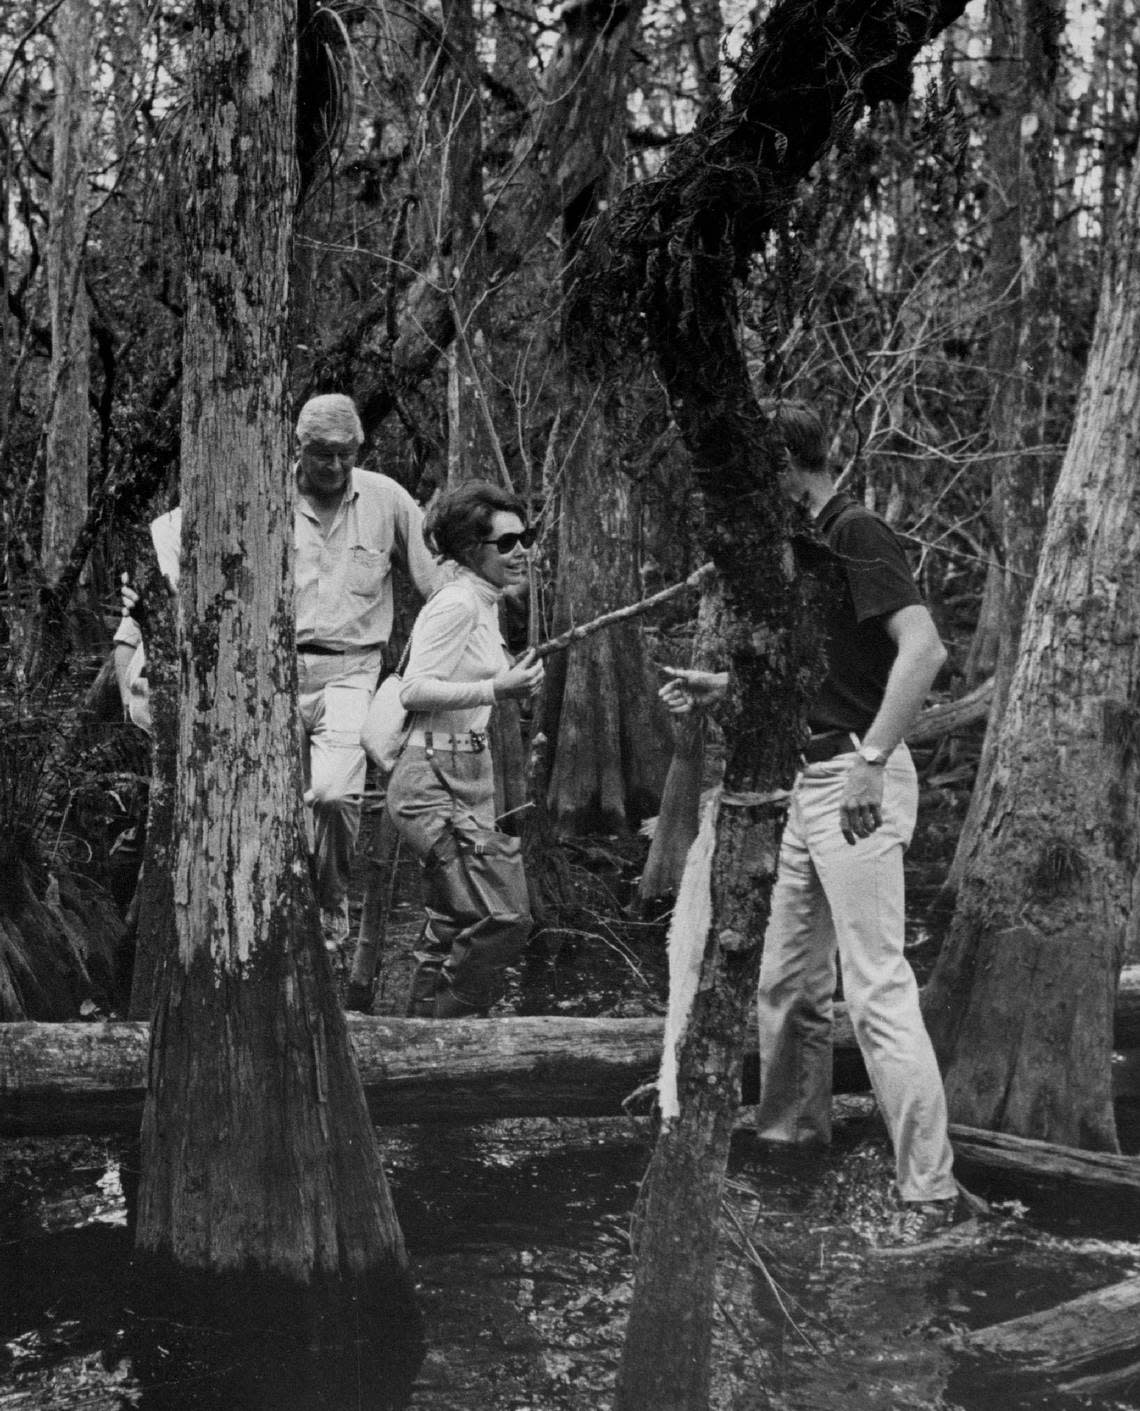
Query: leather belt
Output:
[[801, 729, 858, 764], [297, 641, 384, 657], [408, 728, 488, 754]]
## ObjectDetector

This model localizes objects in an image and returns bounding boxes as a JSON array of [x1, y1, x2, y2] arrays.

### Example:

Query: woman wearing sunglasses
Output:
[[387, 479, 544, 1017]]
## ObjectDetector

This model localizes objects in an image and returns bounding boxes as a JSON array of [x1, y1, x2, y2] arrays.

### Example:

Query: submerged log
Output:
[[955, 1274, 1140, 1379]]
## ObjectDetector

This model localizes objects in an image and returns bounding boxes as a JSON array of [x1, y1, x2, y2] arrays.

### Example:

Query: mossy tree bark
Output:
[[135, 0, 413, 1304], [591, 3, 969, 1407], [923, 135, 1140, 1152]]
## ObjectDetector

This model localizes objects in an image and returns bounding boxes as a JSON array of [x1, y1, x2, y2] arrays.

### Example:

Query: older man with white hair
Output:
[[114, 392, 441, 955]]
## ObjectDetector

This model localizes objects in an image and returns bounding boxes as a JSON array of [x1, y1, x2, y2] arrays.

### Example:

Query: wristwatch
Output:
[[857, 745, 889, 766]]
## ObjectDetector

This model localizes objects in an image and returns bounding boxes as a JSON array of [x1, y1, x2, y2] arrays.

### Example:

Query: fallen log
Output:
[[948, 1123, 1140, 1198], [0, 1016, 667, 1134], [3, 966, 1139, 1134], [954, 1273, 1140, 1381], [907, 676, 994, 745], [0, 1012, 862, 1135], [1055, 1356, 1140, 1398]]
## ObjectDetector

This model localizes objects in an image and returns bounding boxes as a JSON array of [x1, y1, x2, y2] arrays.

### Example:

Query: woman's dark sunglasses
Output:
[[482, 527, 537, 554]]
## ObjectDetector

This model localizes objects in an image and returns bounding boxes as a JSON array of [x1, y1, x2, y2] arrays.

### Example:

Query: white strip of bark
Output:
[[657, 788, 720, 1120]]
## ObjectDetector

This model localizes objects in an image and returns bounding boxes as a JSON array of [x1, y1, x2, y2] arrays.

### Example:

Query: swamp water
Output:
[[4, 1093, 1140, 1411], [5, 804, 1139, 1408]]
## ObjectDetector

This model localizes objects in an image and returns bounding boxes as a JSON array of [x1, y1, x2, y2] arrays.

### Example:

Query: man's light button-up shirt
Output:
[[294, 467, 441, 652]]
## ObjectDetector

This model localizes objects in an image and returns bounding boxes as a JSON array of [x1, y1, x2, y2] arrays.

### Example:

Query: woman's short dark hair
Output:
[[423, 479, 527, 564]]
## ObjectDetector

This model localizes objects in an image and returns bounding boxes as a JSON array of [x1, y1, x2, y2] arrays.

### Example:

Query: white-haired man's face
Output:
[[297, 434, 360, 502]]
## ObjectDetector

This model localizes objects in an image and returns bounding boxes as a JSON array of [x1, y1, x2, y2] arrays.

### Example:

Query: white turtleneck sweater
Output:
[[398, 566, 508, 736]]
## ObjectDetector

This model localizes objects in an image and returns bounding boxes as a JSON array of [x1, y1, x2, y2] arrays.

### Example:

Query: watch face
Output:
[[860, 746, 887, 765]]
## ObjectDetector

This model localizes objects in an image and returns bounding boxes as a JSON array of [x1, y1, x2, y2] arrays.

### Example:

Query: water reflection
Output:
[[1, 1120, 644, 1410], [4, 1108, 1140, 1410], [123, 1273, 424, 1411], [1, 1211, 424, 1410]]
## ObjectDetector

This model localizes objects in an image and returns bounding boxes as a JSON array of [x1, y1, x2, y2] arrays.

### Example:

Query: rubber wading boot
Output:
[[405, 952, 445, 1017], [430, 985, 489, 1019], [344, 979, 375, 1014]]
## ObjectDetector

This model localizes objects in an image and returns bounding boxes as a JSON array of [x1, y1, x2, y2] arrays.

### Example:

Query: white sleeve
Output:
[[399, 593, 497, 710], [389, 483, 445, 602]]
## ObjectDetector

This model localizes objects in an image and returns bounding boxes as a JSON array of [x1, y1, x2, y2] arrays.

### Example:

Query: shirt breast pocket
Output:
[[347, 545, 389, 596]]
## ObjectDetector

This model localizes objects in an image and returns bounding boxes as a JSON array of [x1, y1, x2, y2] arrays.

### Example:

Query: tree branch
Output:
[[535, 562, 715, 659]]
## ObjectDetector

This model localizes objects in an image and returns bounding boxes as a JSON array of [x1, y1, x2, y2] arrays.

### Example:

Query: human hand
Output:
[[494, 648, 544, 700], [658, 667, 729, 715], [120, 572, 147, 628], [839, 759, 885, 844]]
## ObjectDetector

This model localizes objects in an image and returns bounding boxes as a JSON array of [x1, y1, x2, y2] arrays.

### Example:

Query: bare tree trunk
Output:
[[947, 0, 1061, 893], [924, 133, 1140, 1153], [0, 122, 10, 449], [679, 0, 722, 102], [42, 0, 93, 584], [439, 0, 492, 485], [542, 103, 674, 836], [135, 2, 416, 1347], [543, 383, 672, 832], [961, 552, 1001, 686], [429, 0, 534, 825]]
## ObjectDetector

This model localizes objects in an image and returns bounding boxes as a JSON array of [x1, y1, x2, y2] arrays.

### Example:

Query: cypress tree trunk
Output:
[[543, 383, 672, 833], [923, 135, 1140, 1151], [135, 2, 416, 1348]]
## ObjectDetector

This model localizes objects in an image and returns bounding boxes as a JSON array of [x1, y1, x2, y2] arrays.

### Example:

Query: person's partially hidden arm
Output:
[[111, 578, 144, 711], [112, 643, 138, 709], [657, 666, 729, 715], [391, 484, 445, 601], [838, 603, 947, 843]]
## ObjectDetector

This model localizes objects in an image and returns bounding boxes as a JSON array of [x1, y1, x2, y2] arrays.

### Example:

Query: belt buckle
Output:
[[469, 730, 487, 753]]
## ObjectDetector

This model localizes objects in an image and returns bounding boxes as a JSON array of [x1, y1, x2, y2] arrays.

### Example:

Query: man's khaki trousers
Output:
[[298, 650, 381, 913], [756, 743, 957, 1203]]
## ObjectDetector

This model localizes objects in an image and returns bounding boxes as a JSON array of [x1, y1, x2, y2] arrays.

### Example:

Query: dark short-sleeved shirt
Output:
[[807, 493, 924, 734]]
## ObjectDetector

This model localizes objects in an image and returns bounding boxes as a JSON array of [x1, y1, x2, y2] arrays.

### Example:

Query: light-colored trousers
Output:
[[756, 743, 957, 1203], [298, 649, 382, 913]]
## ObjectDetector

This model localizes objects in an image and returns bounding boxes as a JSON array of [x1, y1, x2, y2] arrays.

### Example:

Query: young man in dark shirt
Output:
[[660, 402, 967, 1248]]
